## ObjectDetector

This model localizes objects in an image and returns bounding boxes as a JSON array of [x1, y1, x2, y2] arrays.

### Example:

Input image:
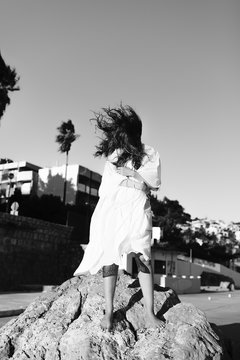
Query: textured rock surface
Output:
[[0, 272, 228, 359]]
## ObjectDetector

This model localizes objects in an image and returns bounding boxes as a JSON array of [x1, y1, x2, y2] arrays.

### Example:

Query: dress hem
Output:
[[73, 249, 151, 277]]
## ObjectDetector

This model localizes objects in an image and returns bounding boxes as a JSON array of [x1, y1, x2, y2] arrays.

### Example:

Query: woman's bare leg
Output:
[[136, 253, 164, 328], [101, 264, 118, 331]]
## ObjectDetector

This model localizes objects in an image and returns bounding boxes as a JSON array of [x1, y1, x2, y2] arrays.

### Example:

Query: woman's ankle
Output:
[[101, 311, 113, 331], [104, 306, 113, 316], [144, 306, 154, 316]]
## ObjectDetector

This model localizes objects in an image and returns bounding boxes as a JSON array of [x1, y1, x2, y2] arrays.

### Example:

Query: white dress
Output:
[[73, 144, 161, 275]]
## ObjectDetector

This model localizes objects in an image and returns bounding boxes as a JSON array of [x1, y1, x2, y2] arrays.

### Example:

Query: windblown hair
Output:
[[92, 105, 146, 169]]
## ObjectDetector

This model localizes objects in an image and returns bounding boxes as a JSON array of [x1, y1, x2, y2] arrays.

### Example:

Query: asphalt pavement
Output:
[[178, 290, 240, 326], [0, 291, 42, 328]]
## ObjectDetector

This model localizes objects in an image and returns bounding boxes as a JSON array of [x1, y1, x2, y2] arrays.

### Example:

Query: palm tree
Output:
[[56, 120, 79, 204], [0, 52, 20, 121]]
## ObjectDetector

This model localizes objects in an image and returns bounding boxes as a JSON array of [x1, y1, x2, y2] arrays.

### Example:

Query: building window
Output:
[[0, 183, 7, 196], [90, 179, 100, 190], [90, 188, 98, 196], [78, 174, 89, 185], [154, 260, 166, 274], [78, 183, 86, 192], [1, 171, 10, 181]]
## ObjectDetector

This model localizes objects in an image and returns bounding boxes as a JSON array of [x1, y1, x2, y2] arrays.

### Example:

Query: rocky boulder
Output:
[[0, 272, 228, 359]]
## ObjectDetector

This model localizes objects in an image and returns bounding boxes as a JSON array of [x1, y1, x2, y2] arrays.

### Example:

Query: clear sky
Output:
[[0, 0, 239, 223]]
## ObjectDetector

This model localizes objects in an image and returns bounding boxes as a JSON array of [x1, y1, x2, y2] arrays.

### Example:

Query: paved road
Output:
[[0, 292, 42, 329], [178, 290, 240, 326]]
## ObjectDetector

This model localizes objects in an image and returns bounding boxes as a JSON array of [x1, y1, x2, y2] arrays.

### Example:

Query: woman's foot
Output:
[[101, 311, 113, 331], [145, 313, 165, 329]]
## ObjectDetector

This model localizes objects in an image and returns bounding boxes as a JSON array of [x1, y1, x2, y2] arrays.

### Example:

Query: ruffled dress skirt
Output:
[[73, 186, 152, 275]]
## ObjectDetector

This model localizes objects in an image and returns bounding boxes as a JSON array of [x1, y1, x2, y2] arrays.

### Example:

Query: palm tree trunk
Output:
[[63, 151, 69, 205]]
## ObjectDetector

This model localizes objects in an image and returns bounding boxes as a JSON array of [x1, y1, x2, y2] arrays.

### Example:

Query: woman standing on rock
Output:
[[74, 104, 163, 331]]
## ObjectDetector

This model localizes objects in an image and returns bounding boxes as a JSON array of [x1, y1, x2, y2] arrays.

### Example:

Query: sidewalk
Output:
[[179, 290, 240, 326], [0, 292, 42, 317]]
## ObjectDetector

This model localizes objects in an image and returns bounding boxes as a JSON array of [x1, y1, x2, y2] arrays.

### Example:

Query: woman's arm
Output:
[[116, 167, 159, 190]]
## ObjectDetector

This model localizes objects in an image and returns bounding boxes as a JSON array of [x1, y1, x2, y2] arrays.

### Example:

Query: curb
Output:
[[0, 308, 25, 318]]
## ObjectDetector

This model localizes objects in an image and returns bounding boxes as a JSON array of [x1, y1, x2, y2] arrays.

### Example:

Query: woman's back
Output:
[[99, 144, 161, 199]]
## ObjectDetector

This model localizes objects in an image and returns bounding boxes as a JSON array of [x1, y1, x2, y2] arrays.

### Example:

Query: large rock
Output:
[[0, 272, 228, 359]]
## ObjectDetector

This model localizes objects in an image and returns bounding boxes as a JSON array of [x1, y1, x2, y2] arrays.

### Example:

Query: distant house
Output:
[[0, 161, 40, 203], [0, 160, 102, 209]]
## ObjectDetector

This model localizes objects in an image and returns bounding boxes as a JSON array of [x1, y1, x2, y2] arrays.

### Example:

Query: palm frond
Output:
[[56, 119, 80, 154]]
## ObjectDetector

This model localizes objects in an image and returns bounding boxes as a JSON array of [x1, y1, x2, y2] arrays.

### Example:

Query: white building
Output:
[[38, 164, 101, 206], [0, 161, 40, 202], [0, 160, 102, 208]]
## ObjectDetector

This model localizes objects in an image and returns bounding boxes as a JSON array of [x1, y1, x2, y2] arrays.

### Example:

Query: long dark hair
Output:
[[92, 105, 146, 170]]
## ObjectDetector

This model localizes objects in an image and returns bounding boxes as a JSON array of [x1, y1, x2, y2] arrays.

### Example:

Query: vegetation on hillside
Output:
[[150, 194, 240, 266]]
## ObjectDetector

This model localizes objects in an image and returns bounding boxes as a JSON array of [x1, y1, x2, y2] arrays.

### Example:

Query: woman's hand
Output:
[[116, 167, 135, 177]]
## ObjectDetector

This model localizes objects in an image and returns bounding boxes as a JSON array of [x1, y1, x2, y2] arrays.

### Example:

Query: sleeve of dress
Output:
[[137, 145, 161, 189]]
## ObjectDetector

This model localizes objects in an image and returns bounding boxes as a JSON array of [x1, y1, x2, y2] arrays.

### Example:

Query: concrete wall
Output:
[[124, 249, 240, 293], [159, 275, 201, 294], [177, 259, 240, 287], [0, 212, 83, 290], [123, 252, 201, 294], [177, 260, 205, 277], [38, 165, 79, 204]]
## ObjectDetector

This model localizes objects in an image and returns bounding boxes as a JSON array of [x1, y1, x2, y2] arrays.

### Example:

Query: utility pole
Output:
[[189, 247, 192, 276], [63, 151, 69, 205], [6, 172, 14, 213]]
